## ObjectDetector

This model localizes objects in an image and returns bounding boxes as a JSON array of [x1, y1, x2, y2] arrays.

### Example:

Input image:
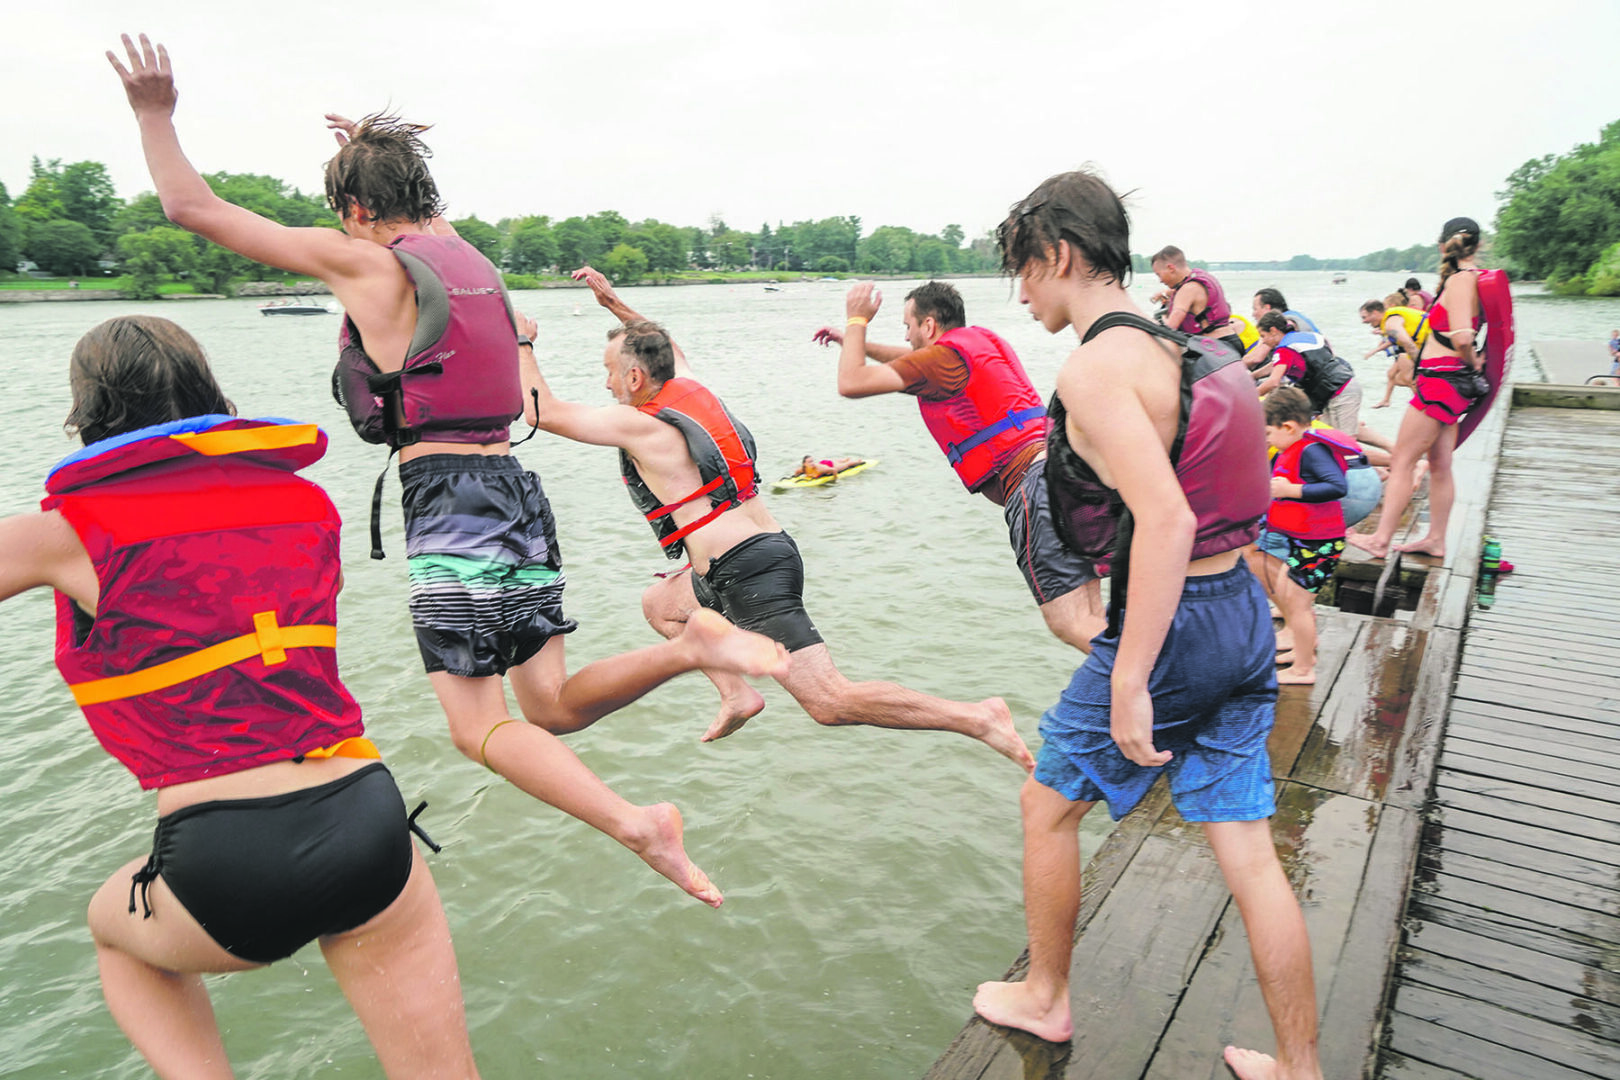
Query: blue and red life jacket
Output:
[[1172, 268, 1233, 335], [619, 378, 759, 559], [43, 416, 365, 790], [1266, 427, 1361, 540], [918, 326, 1047, 492], [1275, 331, 1355, 413], [332, 232, 524, 448]]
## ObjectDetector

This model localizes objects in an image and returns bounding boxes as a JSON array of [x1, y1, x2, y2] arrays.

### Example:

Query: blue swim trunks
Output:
[[1033, 561, 1278, 822]]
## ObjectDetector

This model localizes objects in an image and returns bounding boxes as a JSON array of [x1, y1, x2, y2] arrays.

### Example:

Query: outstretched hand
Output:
[[107, 33, 176, 117], [845, 282, 882, 323], [514, 311, 538, 342], [572, 266, 621, 309], [811, 326, 844, 347], [325, 113, 359, 147]]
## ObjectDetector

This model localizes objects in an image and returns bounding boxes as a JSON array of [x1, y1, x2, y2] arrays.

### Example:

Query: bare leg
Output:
[[431, 669, 724, 907], [778, 643, 1032, 770], [1354, 421, 1394, 454], [507, 607, 787, 736], [1346, 405, 1444, 558], [973, 777, 1092, 1042], [1038, 579, 1106, 653], [1205, 820, 1323, 1080], [323, 847, 479, 1079], [641, 570, 764, 741], [1252, 553, 1318, 685], [89, 857, 261, 1078], [1396, 425, 1458, 557]]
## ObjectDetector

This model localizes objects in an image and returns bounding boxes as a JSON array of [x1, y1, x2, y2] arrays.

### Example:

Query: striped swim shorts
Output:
[[399, 454, 577, 677]]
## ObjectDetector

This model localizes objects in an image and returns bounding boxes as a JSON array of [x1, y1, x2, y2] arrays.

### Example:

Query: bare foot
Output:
[[1274, 650, 1295, 667], [975, 698, 1034, 771], [1345, 532, 1389, 558], [1223, 1045, 1323, 1080], [681, 609, 791, 678], [700, 686, 765, 742], [627, 803, 724, 908], [1372, 398, 1390, 409], [1396, 535, 1445, 558], [973, 980, 1073, 1043], [1276, 665, 1316, 686]]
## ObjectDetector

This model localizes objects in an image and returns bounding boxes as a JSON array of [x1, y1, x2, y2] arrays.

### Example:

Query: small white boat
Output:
[[259, 299, 336, 316], [1331, 273, 1348, 285], [763, 284, 783, 292]]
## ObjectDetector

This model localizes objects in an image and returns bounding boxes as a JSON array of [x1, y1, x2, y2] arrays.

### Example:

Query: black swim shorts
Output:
[[691, 531, 824, 652], [1004, 464, 1098, 605], [138, 763, 414, 964], [400, 454, 577, 677]]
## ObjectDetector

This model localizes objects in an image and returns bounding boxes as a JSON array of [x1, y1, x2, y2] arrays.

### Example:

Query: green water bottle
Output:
[[1476, 571, 1497, 610], [1481, 537, 1502, 574]]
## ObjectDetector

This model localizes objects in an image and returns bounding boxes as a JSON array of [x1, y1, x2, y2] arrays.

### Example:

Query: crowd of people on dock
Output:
[[0, 32, 1513, 1080]]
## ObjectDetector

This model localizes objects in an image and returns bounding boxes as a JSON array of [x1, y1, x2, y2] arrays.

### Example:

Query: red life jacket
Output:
[[1172, 268, 1233, 335], [43, 417, 365, 790], [918, 326, 1047, 492], [619, 378, 759, 559], [332, 233, 523, 448], [1266, 427, 1361, 540]]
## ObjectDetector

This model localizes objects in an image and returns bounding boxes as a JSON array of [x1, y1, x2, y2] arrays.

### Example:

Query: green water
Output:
[[0, 273, 1603, 1078]]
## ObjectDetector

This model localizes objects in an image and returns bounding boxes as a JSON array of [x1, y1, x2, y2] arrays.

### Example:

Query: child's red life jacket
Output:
[[1266, 427, 1361, 540], [43, 416, 364, 789], [619, 378, 758, 559], [917, 326, 1047, 492]]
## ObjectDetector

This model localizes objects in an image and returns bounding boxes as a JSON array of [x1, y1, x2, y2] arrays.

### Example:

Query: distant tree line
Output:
[[1494, 118, 1620, 295]]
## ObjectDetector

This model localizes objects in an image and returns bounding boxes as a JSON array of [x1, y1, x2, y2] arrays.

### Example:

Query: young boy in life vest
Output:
[[109, 33, 790, 909], [975, 170, 1322, 1080], [1248, 388, 1354, 687]]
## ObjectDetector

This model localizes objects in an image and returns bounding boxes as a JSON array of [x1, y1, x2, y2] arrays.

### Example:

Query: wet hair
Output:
[[904, 281, 966, 331], [1359, 300, 1386, 314], [65, 316, 234, 446], [1436, 216, 1481, 294], [324, 112, 447, 224], [1254, 287, 1288, 311], [1404, 277, 1424, 292], [1384, 291, 1408, 308], [1264, 386, 1313, 427], [1149, 245, 1186, 266], [1256, 311, 1289, 335], [998, 169, 1133, 285], [607, 320, 677, 385]]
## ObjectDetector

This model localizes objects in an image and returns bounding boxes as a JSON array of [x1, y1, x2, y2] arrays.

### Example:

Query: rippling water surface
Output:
[[0, 273, 1605, 1078]]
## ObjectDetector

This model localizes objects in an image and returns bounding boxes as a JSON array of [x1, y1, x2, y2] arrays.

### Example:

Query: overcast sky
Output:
[[4, 1, 1615, 261]]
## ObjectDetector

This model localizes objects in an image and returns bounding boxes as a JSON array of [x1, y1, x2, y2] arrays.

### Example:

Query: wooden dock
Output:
[[925, 389, 1620, 1079]]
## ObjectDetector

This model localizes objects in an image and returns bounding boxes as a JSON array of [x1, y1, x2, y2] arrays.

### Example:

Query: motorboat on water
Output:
[[1331, 272, 1349, 284], [260, 298, 338, 316]]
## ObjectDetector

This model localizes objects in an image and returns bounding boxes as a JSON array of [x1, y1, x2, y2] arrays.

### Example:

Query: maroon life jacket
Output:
[[619, 378, 759, 560], [1045, 312, 1269, 633], [1172, 267, 1233, 335], [331, 233, 523, 448], [917, 326, 1047, 492]]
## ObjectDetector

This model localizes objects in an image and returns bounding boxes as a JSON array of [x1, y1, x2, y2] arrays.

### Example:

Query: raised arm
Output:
[[108, 36, 378, 284], [572, 266, 691, 378], [1057, 345, 1191, 768], [834, 283, 908, 397]]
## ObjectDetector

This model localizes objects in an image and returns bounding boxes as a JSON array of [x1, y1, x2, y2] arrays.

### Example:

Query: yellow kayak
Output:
[[770, 458, 877, 491]]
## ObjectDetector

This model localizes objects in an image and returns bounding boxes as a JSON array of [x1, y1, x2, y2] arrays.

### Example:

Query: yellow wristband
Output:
[[846, 317, 868, 327]]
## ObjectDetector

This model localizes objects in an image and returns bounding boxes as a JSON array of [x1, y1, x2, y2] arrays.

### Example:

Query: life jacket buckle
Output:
[[252, 610, 288, 665]]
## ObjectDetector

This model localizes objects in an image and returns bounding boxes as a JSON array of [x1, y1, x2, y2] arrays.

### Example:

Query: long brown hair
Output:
[[1436, 217, 1481, 296], [64, 316, 234, 446]]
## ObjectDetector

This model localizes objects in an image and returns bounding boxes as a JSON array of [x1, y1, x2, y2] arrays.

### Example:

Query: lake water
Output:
[[0, 272, 1610, 1079]]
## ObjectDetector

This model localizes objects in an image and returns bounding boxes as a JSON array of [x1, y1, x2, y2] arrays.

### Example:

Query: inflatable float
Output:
[[770, 458, 877, 491]]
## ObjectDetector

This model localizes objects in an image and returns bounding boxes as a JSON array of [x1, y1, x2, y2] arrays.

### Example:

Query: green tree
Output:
[[711, 230, 753, 269], [554, 216, 602, 271], [117, 226, 196, 299], [0, 181, 21, 272], [858, 226, 915, 274], [27, 218, 101, 275], [627, 219, 688, 273], [58, 161, 122, 245], [13, 157, 66, 224], [1495, 119, 1620, 284], [602, 243, 649, 284], [505, 216, 558, 274], [942, 223, 965, 250], [111, 191, 171, 236], [452, 215, 503, 263]]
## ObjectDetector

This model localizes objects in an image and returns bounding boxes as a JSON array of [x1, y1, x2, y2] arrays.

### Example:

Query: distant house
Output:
[[16, 260, 52, 280]]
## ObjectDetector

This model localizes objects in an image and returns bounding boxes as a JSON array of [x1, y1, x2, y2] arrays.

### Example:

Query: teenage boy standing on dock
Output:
[[972, 170, 1324, 1080], [810, 281, 1105, 651], [109, 33, 791, 908]]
